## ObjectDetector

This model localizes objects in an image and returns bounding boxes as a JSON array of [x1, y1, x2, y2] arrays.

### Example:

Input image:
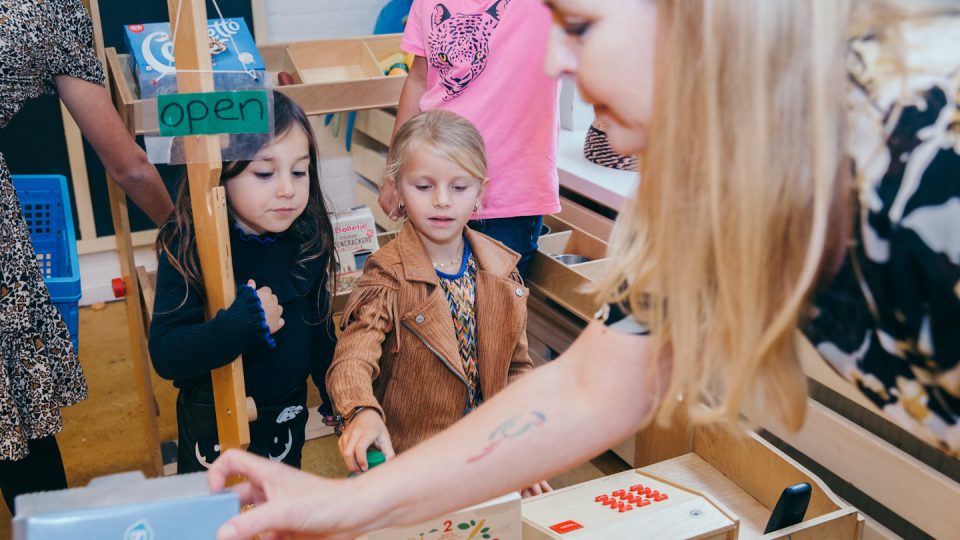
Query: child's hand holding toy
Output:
[[338, 408, 396, 473]]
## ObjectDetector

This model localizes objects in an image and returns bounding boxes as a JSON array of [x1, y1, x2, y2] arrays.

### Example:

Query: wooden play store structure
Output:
[[88, 0, 958, 537]]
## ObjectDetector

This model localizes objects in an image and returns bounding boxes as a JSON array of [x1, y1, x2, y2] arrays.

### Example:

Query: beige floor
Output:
[[1, 301, 624, 539]]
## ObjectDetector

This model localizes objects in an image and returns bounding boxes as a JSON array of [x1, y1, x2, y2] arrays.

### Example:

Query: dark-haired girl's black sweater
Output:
[[149, 225, 335, 407]]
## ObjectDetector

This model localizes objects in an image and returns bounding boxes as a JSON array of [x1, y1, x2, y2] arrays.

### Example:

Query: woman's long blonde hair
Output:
[[603, 0, 960, 431], [600, 0, 853, 431]]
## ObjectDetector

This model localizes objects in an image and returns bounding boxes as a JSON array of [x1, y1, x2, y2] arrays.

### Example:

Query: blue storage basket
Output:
[[12, 175, 81, 351]]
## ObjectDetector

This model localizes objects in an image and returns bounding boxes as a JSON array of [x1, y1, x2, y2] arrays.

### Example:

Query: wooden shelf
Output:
[[105, 34, 405, 134], [526, 225, 609, 322], [634, 411, 862, 539]]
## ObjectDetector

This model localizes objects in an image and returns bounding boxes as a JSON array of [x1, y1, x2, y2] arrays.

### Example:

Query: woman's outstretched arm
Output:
[[209, 321, 666, 540]]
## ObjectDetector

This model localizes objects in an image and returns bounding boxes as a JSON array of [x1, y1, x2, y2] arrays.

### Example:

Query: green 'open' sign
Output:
[[157, 90, 269, 137]]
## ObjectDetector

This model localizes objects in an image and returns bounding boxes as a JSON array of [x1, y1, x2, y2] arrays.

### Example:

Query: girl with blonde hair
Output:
[[208, 1, 960, 537], [326, 110, 551, 497]]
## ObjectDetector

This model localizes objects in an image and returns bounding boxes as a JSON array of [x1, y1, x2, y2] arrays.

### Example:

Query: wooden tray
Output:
[[526, 228, 610, 321], [635, 410, 862, 539], [351, 132, 388, 187], [354, 107, 397, 147]]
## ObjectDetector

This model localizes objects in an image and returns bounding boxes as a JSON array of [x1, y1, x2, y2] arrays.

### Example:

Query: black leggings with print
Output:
[[176, 383, 308, 474]]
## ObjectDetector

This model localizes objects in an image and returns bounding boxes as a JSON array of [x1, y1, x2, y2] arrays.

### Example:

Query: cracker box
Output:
[[332, 206, 380, 292], [124, 17, 266, 98], [359, 492, 521, 540], [12, 471, 238, 540]]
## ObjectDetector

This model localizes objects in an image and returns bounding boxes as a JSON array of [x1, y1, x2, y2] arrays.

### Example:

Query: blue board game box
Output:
[[12, 471, 239, 540], [124, 17, 266, 98]]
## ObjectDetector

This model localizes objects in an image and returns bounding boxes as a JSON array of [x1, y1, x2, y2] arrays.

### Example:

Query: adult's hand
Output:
[[377, 180, 403, 221], [56, 75, 173, 225], [208, 450, 361, 540]]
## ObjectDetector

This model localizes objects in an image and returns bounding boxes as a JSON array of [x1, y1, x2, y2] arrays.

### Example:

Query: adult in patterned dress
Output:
[[0, 0, 172, 512]]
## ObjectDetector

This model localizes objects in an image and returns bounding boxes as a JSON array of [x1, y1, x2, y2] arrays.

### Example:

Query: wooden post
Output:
[[89, 0, 164, 477], [168, 0, 250, 451]]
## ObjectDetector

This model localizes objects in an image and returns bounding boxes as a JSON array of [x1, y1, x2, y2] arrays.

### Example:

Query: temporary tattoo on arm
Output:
[[466, 411, 546, 464]]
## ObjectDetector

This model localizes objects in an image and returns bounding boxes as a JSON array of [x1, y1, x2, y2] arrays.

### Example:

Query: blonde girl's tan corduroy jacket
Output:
[[326, 221, 533, 453]]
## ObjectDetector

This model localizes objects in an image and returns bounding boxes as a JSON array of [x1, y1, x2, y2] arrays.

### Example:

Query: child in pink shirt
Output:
[[379, 0, 560, 274]]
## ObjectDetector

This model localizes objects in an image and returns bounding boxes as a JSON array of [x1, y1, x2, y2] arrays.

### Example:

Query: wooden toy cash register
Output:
[[522, 469, 738, 539]]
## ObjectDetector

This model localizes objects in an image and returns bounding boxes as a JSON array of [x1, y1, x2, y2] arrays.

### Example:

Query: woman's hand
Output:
[[377, 181, 403, 221], [338, 408, 396, 473], [208, 450, 358, 540], [248, 280, 284, 334], [521, 479, 554, 498]]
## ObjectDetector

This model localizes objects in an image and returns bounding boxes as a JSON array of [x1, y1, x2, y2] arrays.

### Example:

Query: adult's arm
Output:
[[55, 75, 173, 225], [210, 321, 666, 539], [378, 55, 427, 220]]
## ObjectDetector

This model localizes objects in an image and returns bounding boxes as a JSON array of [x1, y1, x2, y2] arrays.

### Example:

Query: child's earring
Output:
[[474, 201, 480, 212], [398, 201, 405, 213]]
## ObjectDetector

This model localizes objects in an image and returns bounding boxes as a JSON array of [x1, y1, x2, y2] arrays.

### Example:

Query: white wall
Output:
[[265, 0, 389, 43]]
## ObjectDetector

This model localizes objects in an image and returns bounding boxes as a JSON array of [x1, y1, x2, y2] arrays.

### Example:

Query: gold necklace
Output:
[[431, 239, 464, 270]]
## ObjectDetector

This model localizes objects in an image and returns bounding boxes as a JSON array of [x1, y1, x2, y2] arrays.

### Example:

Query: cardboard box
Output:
[[522, 470, 737, 539], [359, 492, 521, 540], [124, 18, 265, 98], [13, 471, 238, 540], [332, 206, 380, 294], [332, 231, 396, 314]]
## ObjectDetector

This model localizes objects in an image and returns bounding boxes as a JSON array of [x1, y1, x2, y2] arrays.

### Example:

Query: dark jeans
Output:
[[468, 215, 543, 277], [176, 383, 308, 474], [0, 435, 68, 513]]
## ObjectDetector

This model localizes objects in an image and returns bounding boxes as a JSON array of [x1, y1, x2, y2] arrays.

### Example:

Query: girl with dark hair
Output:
[[148, 91, 337, 473]]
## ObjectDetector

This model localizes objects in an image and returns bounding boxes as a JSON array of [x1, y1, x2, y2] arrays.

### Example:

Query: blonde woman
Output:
[[208, 1, 960, 538]]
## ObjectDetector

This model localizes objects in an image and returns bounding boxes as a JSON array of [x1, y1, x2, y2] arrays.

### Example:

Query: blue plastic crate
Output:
[[12, 175, 81, 351]]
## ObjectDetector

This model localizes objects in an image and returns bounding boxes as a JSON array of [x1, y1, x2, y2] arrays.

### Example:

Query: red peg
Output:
[[112, 277, 126, 298], [277, 71, 295, 86]]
